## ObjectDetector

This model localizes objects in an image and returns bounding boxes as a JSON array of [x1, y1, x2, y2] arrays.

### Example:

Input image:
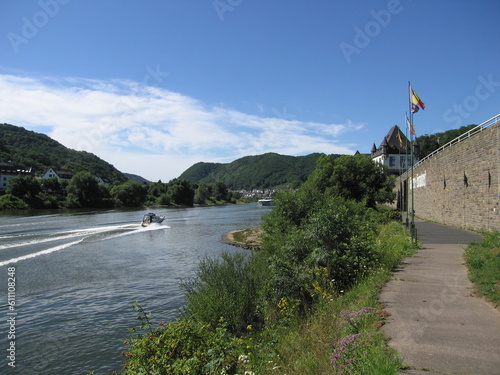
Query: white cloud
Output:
[[0, 73, 361, 181]]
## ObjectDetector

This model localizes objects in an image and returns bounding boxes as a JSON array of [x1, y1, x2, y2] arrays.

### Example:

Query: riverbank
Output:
[[121, 219, 415, 375], [222, 226, 263, 250]]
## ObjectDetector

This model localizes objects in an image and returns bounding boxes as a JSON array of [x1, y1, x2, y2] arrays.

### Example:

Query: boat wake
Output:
[[0, 223, 170, 267]]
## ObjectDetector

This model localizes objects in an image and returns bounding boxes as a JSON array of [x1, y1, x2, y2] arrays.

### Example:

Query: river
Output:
[[0, 203, 270, 375]]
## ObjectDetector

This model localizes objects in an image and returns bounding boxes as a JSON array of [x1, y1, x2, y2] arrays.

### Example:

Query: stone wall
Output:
[[395, 122, 499, 232]]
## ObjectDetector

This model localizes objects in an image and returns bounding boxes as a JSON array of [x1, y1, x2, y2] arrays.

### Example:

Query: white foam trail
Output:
[[0, 224, 138, 251], [100, 224, 170, 240], [0, 223, 169, 266], [0, 233, 89, 251], [0, 239, 84, 267]]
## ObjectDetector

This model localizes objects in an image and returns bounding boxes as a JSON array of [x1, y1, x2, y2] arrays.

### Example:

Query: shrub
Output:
[[122, 317, 240, 375], [0, 193, 29, 209], [181, 252, 264, 334], [262, 196, 380, 316]]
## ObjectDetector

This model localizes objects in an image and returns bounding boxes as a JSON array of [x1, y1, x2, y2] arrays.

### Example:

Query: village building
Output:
[[371, 125, 419, 175], [41, 168, 74, 183], [40, 168, 109, 185], [0, 165, 33, 191]]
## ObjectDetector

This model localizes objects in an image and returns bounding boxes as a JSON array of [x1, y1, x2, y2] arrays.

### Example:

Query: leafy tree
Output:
[[302, 154, 395, 207], [166, 178, 194, 206], [7, 175, 40, 199], [7, 175, 41, 206], [66, 171, 102, 208], [193, 182, 212, 204], [213, 181, 229, 201], [110, 180, 147, 207]]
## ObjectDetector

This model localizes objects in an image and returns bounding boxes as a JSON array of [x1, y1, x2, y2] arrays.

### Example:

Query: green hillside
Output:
[[0, 123, 127, 183], [179, 152, 330, 189]]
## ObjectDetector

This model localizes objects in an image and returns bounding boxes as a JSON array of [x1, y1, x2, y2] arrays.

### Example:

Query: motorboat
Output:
[[258, 199, 274, 206], [141, 213, 166, 227]]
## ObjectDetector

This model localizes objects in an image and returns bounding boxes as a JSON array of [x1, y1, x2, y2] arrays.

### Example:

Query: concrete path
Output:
[[380, 219, 500, 375]]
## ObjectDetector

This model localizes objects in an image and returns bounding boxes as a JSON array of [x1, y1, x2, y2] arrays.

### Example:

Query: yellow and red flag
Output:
[[410, 85, 425, 113]]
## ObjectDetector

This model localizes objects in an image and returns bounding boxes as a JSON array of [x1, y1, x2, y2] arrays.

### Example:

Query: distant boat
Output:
[[141, 213, 166, 227], [258, 199, 274, 206]]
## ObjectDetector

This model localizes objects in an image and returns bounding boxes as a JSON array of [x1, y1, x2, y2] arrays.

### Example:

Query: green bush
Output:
[[0, 193, 29, 209], [123, 318, 240, 375], [181, 252, 264, 334], [262, 196, 381, 315]]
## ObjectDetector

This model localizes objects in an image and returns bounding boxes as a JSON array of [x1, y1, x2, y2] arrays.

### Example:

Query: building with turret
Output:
[[371, 125, 419, 175]]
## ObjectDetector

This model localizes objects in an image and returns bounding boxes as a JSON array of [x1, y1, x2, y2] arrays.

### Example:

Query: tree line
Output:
[[0, 172, 240, 210]]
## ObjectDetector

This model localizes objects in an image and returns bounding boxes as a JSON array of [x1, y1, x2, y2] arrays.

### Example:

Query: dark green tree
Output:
[[7, 175, 41, 200], [302, 154, 395, 207], [212, 181, 229, 201], [193, 182, 212, 204], [66, 171, 102, 208], [110, 180, 147, 207], [166, 178, 194, 206]]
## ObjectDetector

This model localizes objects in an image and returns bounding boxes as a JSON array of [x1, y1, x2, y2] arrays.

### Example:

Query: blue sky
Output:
[[1, 0, 499, 182]]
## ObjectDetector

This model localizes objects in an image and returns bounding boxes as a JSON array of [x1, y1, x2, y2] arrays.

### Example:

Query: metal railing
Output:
[[401, 113, 500, 178]]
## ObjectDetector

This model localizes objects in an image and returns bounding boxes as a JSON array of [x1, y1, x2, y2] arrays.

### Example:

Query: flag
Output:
[[406, 115, 416, 136], [397, 132, 405, 149], [410, 85, 425, 111]]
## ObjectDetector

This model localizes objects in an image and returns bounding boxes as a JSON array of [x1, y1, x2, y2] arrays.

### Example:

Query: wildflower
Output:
[[330, 333, 373, 374], [341, 307, 377, 321], [341, 307, 377, 331]]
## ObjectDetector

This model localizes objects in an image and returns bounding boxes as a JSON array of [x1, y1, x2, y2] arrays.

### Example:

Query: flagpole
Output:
[[404, 112, 409, 229], [398, 130, 403, 221], [408, 82, 416, 244]]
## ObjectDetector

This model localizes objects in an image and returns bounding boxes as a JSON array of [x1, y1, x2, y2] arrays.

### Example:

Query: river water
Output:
[[0, 203, 270, 375]]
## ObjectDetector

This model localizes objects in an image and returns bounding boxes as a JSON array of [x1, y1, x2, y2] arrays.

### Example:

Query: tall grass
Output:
[[464, 232, 500, 304]]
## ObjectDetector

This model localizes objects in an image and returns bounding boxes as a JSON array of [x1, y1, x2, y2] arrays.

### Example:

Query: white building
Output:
[[41, 168, 74, 183], [371, 125, 419, 175], [0, 165, 33, 191]]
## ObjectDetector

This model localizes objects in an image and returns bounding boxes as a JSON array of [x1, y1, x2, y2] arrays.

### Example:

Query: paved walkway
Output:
[[380, 219, 500, 375]]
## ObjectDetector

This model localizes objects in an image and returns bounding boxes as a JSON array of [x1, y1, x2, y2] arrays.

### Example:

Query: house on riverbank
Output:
[[0, 164, 33, 191]]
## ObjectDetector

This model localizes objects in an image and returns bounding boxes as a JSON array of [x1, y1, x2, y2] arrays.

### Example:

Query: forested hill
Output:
[[179, 152, 332, 190], [0, 123, 127, 183]]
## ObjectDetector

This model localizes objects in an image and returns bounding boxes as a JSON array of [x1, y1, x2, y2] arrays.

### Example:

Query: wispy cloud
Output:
[[0, 73, 361, 181]]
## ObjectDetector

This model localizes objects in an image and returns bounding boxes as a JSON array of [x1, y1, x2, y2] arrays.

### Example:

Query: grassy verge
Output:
[[464, 232, 500, 305], [244, 220, 416, 375]]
